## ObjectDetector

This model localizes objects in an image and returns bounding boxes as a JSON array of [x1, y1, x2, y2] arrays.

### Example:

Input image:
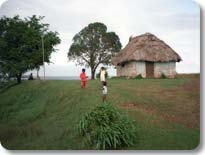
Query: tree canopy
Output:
[[68, 22, 122, 79], [0, 15, 61, 83]]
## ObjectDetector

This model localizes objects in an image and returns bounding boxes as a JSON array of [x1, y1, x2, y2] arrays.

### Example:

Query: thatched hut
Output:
[[112, 33, 182, 78]]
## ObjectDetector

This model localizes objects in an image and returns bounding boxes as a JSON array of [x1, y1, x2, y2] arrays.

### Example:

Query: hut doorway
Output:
[[146, 62, 154, 78]]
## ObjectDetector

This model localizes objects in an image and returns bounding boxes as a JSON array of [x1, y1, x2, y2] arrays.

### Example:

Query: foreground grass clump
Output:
[[78, 103, 136, 150]]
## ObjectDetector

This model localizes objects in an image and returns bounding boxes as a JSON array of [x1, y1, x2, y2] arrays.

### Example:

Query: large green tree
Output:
[[68, 22, 122, 79], [0, 15, 61, 83]]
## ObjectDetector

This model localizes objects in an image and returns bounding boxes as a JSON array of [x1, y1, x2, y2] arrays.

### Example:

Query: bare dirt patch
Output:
[[122, 103, 154, 113], [121, 100, 199, 129], [122, 102, 179, 122]]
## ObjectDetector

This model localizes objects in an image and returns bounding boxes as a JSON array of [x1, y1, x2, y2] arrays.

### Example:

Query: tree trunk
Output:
[[91, 67, 96, 80], [90, 61, 102, 80], [16, 73, 22, 84], [37, 68, 40, 80]]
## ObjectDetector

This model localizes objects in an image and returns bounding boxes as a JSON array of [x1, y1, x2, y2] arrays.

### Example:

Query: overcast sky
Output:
[[0, 0, 200, 77]]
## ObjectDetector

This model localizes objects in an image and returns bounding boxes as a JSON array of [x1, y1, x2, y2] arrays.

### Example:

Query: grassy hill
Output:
[[0, 74, 200, 150]]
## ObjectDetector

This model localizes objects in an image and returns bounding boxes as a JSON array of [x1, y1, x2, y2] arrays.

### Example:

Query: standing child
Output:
[[80, 68, 88, 89], [102, 81, 107, 102], [100, 67, 106, 86]]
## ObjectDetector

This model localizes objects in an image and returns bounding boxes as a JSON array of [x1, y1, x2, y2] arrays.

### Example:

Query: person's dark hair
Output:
[[103, 81, 107, 86], [101, 67, 105, 70], [82, 68, 85, 72]]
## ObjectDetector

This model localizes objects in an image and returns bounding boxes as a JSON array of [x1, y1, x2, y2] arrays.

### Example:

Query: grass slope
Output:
[[0, 75, 200, 150]]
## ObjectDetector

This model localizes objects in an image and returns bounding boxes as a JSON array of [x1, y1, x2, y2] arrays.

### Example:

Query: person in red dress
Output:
[[80, 68, 88, 89]]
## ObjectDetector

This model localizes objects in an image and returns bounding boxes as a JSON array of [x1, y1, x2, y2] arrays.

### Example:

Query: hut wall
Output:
[[116, 66, 123, 76], [116, 61, 137, 77], [154, 62, 176, 78], [136, 62, 146, 78]]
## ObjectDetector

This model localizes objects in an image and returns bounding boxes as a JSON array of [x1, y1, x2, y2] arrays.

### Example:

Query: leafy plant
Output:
[[160, 73, 167, 79], [134, 74, 143, 79], [78, 103, 136, 150], [110, 76, 126, 80]]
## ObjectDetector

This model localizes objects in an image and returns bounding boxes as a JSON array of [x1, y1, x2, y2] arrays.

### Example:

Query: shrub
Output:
[[78, 103, 136, 150], [160, 73, 167, 79], [134, 74, 143, 79], [110, 76, 126, 80]]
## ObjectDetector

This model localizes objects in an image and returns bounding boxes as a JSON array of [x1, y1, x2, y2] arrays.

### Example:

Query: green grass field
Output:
[[0, 74, 200, 150]]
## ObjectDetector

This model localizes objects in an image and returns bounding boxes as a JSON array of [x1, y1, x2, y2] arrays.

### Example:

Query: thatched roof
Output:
[[112, 33, 182, 65]]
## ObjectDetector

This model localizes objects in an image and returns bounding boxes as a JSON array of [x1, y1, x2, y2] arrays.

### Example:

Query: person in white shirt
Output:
[[100, 67, 106, 82], [102, 81, 107, 103], [100, 67, 106, 85]]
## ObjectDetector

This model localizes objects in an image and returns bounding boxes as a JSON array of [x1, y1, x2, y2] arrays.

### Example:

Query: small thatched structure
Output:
[[112, 33, 182, 78]]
